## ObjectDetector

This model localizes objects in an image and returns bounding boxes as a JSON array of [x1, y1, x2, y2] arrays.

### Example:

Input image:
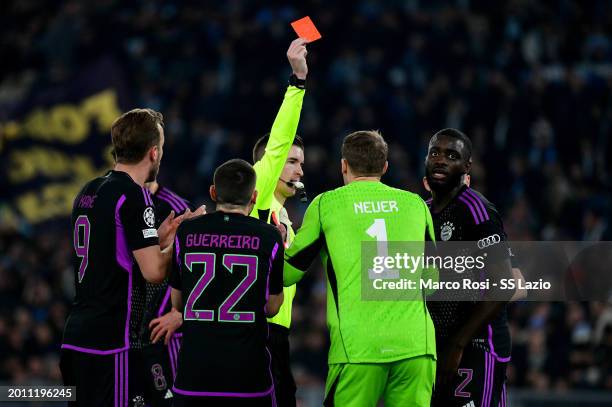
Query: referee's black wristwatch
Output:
[[289, 74, 306, 89]]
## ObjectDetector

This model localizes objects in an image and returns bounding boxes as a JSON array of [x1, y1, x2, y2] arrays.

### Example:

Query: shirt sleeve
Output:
[[253, 86, 305, 213], [169, 235, 182, 290], [470, 205, 510, 263], [284, 193, 324, 285], [121, 187, 159, 251], [153, 188, 196, 227], [268, 233, 285, 295]]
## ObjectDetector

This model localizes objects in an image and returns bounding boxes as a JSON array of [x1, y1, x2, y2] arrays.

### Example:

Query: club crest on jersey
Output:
[[441, 221, 455, 241], [132, 396, 145, 407], [143, 207, 155, 228]]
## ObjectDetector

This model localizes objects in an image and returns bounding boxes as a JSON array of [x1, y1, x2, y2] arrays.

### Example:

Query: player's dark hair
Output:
[[342, 130, 388, 176], [430, 128, 473, 160], [213, 159, 257, 206], [252, 133, 304, 163], [111, 108, 164, 164]]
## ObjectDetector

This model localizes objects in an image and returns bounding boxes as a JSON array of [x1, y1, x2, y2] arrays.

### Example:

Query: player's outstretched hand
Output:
[[287, 38, 308, 80], [180, 205, 206, 221], [158, 205, 206, 249], [149, 308, 183, 345], [158, 210, 181, 249]]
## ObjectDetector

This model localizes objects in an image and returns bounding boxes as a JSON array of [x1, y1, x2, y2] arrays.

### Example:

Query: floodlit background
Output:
[[1, 1, 611, 406]]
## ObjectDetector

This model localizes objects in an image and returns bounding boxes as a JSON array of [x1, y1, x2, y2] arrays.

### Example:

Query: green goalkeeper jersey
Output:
[[284, 181, 437, 364], [251, 85, 304, 329]]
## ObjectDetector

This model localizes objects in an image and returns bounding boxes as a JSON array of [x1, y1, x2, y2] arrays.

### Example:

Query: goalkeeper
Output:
[[284, 130, 436, 407]]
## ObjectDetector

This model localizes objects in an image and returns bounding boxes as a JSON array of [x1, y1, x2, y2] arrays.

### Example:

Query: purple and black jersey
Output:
[[153, 186, 194, 228], [138, 185, 195, 347], [426, 185, 511, 360], [62, 170, 159, 354], [170, 212, 284, 399]]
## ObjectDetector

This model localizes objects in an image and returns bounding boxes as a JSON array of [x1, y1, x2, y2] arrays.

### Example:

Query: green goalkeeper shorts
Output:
[[324, 355, 435, 407]]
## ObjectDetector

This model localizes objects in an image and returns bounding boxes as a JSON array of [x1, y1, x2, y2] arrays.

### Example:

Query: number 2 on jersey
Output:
[[184, 253, 258, 323], [73, 215, 91, 283]]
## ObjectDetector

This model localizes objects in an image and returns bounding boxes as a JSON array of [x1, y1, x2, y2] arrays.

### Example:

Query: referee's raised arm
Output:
[[252, 38, 308, 214]]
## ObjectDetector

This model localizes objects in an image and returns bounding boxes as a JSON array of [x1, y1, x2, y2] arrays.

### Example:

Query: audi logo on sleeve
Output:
[[477, 234, 501, 249]]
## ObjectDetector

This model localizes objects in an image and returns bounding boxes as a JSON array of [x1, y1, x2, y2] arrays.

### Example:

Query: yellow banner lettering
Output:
[[50, 105, 88, 144], [16, 192, 41, 223], [22, 109, 51, 142], [80, 90, 121, 133], [16, 181, 84, 223], [8, 150, 36, 183]]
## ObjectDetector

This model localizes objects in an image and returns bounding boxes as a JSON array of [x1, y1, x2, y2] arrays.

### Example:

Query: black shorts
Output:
[[268, 323, 296, 407], [60, 349, 146, 407], [138, 334, 182, 406], [174, 393, 275, 407], [431, 345, 508, 407]]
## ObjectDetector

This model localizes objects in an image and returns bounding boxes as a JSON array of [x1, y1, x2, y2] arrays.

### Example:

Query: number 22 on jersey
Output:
[[183, 253, 258, 323]]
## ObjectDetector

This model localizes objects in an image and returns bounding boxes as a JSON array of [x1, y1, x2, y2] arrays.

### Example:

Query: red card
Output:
[[290, 16, 322, 43]]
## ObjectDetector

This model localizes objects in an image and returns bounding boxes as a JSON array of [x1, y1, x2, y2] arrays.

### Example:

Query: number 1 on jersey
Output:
[[366, 218, 399, 278], [367, 218, 389, 254]]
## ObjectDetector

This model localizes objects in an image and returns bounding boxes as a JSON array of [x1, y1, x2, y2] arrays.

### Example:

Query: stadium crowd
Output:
[[1, 0, 612, 399]]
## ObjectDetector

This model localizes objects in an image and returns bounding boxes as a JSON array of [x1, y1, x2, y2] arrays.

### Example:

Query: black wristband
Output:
[[289, 74, 306, 89]]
